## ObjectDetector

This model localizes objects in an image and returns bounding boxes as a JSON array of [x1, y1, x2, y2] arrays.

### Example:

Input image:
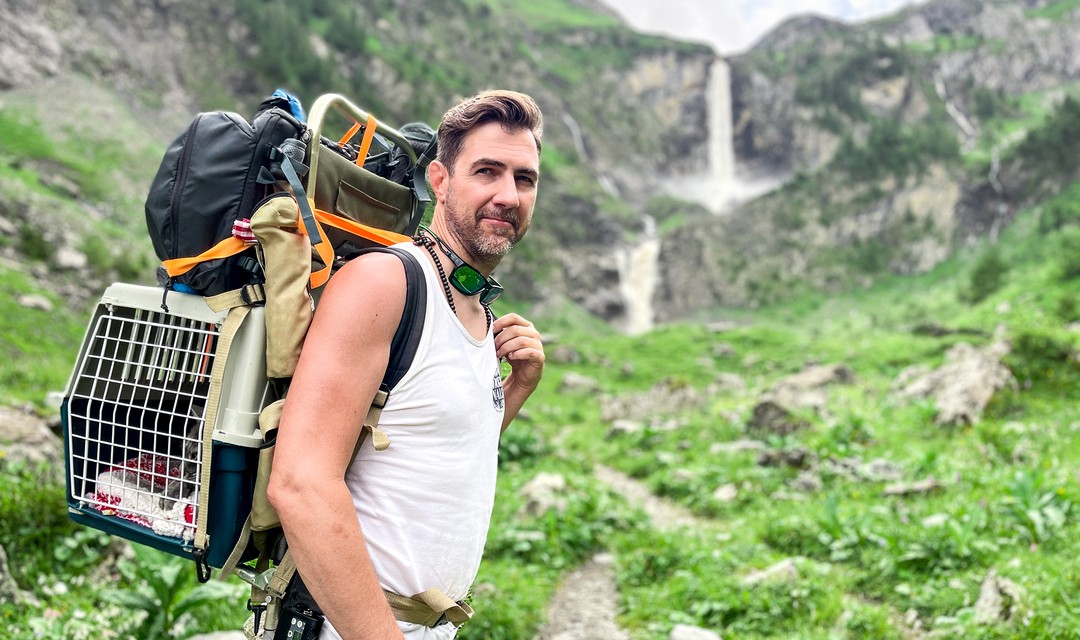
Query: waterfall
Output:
[[615, 216, 660, 335], [662, 56, 737, 213], [708, 57, 736, 211], [563, 111, 621, 197]]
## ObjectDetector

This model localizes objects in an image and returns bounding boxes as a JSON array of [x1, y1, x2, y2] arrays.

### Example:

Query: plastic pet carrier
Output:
[[62, 283, 267, 568]]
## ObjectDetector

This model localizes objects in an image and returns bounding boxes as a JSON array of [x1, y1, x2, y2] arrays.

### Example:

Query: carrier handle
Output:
[[305, 94, 419, 201]]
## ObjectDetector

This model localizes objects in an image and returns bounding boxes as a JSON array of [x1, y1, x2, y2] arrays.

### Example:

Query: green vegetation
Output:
[[1027, 0, 1080, 22], [4, 176, 1079, 638], [1011, 95, 1080, 191], [645, 195, 712, 233], [485, 0, 621, 30], [964, 245, 1010, 304], [0, 268, 88, 408], [0, 109, 114, 202], [4, 0, 1080, 637], [832, 118, 960, 183], [794, 39, 912, 122]]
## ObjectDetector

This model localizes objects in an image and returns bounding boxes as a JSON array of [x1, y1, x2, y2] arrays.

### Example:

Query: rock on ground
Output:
[[894, 340, 1014, 425]]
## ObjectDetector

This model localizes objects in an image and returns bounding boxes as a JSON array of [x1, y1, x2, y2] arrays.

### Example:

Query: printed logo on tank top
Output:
[[492, 371, 505, 412]]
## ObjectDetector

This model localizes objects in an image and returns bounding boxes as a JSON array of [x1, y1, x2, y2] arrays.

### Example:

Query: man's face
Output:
[[433, 121, 540, 267]]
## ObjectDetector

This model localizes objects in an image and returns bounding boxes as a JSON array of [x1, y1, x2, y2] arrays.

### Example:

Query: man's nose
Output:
[[491, 173, 520, 208]]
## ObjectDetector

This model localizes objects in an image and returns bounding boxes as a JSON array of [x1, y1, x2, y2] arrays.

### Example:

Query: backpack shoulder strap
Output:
[[356, 245, 426, 452], [377, 245, 427, 392]]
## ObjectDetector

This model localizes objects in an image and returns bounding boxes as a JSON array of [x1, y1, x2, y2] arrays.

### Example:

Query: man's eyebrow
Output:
[[471, 158, 539, 179]]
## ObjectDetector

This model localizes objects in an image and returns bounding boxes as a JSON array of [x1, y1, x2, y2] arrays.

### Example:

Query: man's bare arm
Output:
[[267, 253, 408, 639]]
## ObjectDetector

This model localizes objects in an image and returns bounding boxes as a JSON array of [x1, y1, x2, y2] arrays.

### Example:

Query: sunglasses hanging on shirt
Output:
[[418, 226, 504, 305]]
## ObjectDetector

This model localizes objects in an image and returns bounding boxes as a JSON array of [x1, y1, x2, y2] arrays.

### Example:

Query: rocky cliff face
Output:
[[0, 0, 722, 326], [651, 0, 1080, 321], [0, 0, 1077, 328]]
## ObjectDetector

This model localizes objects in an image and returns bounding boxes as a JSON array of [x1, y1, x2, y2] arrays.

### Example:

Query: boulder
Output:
[[747, 363, 855, 436], [559, 372, 600, 394], [0, 405, 62, 469], [894, 340, 1015, 425], [599, 378, 708, 423], [670, 624, 722, 640], [974, 569, 1024, 625], [740, 558, 799, 586], [518, 472, 568, 518]]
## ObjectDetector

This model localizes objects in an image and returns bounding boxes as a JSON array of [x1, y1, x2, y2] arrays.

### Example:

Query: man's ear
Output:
[[428, 160, 449, 203]]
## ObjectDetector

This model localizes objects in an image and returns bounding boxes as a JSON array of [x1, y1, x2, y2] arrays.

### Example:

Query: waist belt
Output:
[[384, 588, 474, 629]]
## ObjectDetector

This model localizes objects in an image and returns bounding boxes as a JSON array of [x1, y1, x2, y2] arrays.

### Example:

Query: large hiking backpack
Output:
[[62, 95, 438, 626], [146, 91, 435, 297]]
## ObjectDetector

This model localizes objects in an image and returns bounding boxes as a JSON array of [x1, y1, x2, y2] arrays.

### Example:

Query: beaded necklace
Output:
[[413, 233, 493, 330]]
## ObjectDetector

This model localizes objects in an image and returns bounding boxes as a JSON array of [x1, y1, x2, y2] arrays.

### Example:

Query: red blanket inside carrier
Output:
[[85, 453, 196, 541]]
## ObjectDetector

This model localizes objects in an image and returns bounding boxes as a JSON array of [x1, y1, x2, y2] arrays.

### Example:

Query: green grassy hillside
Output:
[[2, 175, 1077, 638], [1, 1, 1078, 636]]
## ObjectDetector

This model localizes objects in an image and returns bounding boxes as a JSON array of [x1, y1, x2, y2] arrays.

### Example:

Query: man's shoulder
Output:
[[334, 247, 416, 287]]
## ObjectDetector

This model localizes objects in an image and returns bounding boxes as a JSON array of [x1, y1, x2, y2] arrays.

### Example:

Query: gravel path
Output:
[[593, 464, 705, 531], [533, 465, 710, 639], [532, 553, 630, 640]]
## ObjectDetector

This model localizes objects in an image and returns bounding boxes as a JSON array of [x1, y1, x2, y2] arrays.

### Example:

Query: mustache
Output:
[[478, 207, 520, 229]]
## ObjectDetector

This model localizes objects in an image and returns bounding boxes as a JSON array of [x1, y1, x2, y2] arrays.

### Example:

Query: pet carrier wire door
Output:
[[62, 283, 267, 568]]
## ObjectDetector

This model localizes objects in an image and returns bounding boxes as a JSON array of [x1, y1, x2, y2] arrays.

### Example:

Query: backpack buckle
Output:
[[240, 283, 266, 306]]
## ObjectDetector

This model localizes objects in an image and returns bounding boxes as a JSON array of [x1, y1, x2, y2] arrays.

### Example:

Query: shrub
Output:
[[1006, 319, 1080, 390], [18, 223, 50, 262], [1057, 292, 1080, 322], [102, 545, 247, 640], [1014, 95, 1080, 178], [497, 426, 550, 467], [0, 462, 77, 584], [1058, 226, 1080, 280], [1039, 198, 1080, 232], [80, 235, 112, 277], [963, 246, 1008, 304], [999, 470, 1072, 545]]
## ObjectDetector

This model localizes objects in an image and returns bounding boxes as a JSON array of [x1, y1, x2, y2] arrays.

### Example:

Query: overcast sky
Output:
[[600, 0, 921, 55]]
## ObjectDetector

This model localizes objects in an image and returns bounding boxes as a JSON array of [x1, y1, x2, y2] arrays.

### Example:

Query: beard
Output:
[[444, 189, 528, 265]]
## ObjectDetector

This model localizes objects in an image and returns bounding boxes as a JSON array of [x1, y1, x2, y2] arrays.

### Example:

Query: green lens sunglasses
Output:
[[421, 226, 504, 305]]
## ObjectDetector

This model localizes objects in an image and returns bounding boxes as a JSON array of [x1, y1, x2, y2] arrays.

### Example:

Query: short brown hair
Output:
[[437, 90, 543, 174]]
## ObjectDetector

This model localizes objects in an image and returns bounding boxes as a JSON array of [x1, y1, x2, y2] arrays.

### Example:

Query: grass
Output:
[[485, 188, 1080, 638], [1027, 0, 1080, 22], [0, 267, 89, 408], [486, 0, 621, 31], [2, 179, 1079, 640], [2, 41, 1080, 639]]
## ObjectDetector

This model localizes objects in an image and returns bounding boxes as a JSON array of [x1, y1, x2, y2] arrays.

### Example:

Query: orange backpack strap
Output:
[[161, 235, 249, 278]]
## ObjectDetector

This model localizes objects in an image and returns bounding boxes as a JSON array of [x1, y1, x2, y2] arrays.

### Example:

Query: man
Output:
[[268, 90, 546, 639]]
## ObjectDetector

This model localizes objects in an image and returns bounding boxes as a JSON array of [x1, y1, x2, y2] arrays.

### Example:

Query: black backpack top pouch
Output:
[[145, 105, 304, 296]]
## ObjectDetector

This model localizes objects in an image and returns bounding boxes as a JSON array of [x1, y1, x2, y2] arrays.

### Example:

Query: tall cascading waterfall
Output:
[[615, 215, 660, 335], [614, 56, 735, 334], [707, 57, 737, 212], [661, 56, 737, 213]]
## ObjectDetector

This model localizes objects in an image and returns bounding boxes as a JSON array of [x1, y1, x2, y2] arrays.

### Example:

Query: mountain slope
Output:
[[1, 0, 1079, 330]]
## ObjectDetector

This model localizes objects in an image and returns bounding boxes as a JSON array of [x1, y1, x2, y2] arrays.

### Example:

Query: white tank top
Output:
[[343, 241, 504, 603]]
